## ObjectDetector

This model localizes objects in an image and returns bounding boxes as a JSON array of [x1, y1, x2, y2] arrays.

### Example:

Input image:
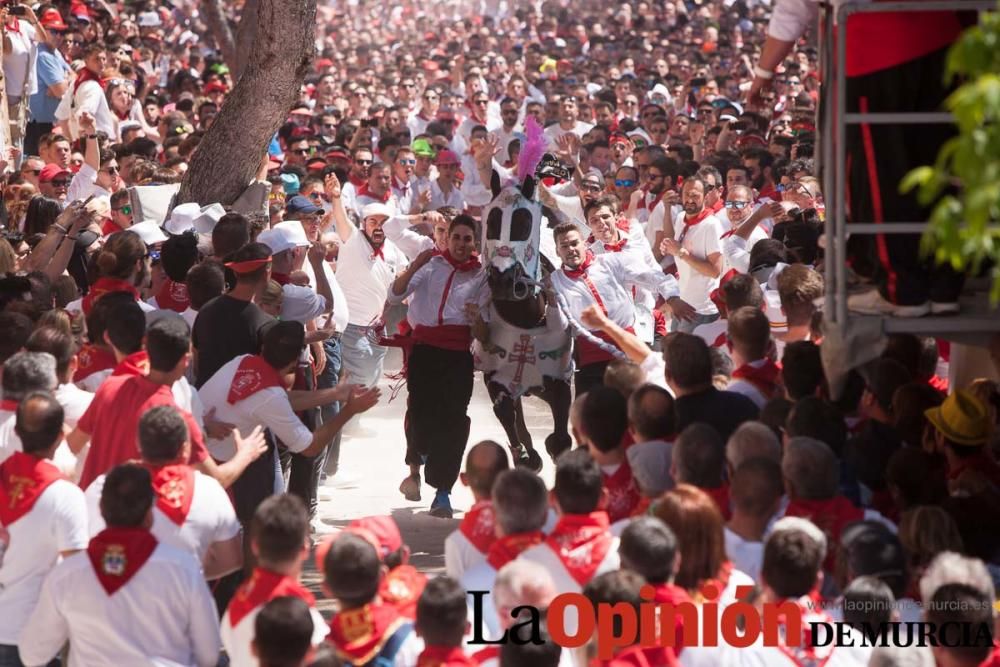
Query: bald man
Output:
[[444, 440, 510, 580]]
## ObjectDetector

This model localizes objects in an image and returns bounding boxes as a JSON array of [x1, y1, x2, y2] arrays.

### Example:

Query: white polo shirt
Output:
[[198, 355, 312, 461], [0, 473, 87, 645], [18, 541, 221, 667], [84, 469, 240, 563], [336, 229, 407, 327]]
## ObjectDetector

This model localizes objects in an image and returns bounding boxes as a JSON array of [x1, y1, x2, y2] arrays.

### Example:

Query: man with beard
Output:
[[543, 97, 593, 151], [659, 177, 724, 333], [341, 148, 374, 216], [329, 188, 408, 395]]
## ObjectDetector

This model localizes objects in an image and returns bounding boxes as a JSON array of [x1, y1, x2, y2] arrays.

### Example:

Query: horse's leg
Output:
[[541, 376, 573, 463], [485, 377, 531, 466], [512, 396, 542, 472]]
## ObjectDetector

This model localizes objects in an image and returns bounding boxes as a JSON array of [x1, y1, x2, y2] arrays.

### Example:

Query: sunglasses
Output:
[[614, 179, 636, 188], [51, 179, 71, 187], [355, 159, 372, 165], [473, 99, 489, 106], [102, 166, 120, 174], [397, 159, 416, 166], [580, 183, 603, 192], [114, 205, 132, 214], [725, 200, 750, 209], [292, 148, 311, 155]]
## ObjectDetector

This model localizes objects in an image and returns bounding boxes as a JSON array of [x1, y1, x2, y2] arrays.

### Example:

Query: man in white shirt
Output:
[[55, 42, 115, 140], [19, 463, 221, 667], [428, 149, 466, 212], [443, 441, 509, 573], [328, 182, 408, 390], [543, 97, 593, 151], [0, 392, 88, 660], [222, 494, 327, 667], [724, 458, 784, 584], [463, 469, 549, 642], [660, 176, 724, 334], [256, 222, 333, 324], [66, 111, 121, 203], [198, 321, 379, 521], [84, 406, 243, 579]]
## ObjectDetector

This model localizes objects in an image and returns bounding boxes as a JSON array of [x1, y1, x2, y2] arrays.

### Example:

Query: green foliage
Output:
[[902, 6, 1000, 302]]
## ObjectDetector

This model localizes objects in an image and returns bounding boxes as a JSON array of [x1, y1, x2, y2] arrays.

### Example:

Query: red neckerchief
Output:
[[732, 359, 782, 400], [592, 221, 630, 252], [378, 564, 427, 620], [692, 561, 734, 603], [144, 463, 195, 526], [227, 567, 315, 627], [0, 451, 65, 525], [348, 174, 367, 188], [73, 344, 117, 383], [638, 190, 664, 212], [458, 500, 496, 554], [417, 645, 477, 667], [486, 531, 544, 570], [709, 199, 725, 214], [327, 602, 407, 665], [771, 596, 836, 667], [441, 250, 481, 272], [228, 355, 285, 404], [73, 67, 106, 95], [470, 646, 500, 665], [682, 208, 712, 228], [357, 182, 391, 203], [562, 250, 596, 280], [700, 483, 731, 521], [101, 219, 122, 236], [4, 19, 20, 34], [82, 277, 140, 315], [784, 497, 864, 570], [155, 279, 190, 313], [602, 461, 642, 523], [86, 527, 158, 595], [0, 398, 17, 412], [544, 511, 613, 585], [111, 350, 150, 377], [758, 184, 779, 201], [271, 272, 290, 286]]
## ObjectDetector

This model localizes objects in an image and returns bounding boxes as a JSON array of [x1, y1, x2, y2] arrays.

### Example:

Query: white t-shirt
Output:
[[55, 78, 116, 140], [336, 229, 407, 327], [672, 210, 724, 315], [723, 527, 764, 584], [544, 120, 594, 150], [85, 469, 240, 562], [199, 354, 313, 461], [0, 475, 88, 644], [19, 541, 221, 667], [428, 179, 466, 212], [3, 20, 37, 98]]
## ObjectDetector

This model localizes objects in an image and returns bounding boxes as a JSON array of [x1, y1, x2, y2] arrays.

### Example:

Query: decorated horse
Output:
[[471, 119, 578, 471]]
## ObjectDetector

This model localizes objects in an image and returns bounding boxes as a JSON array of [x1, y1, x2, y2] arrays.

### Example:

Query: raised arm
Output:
[[324, 172, 356, 242]]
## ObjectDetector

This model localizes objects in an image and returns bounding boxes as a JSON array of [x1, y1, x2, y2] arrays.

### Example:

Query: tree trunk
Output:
[[200, 0, 237, 74], [234, 0, 260, 80], [176, 0, 315, 207]]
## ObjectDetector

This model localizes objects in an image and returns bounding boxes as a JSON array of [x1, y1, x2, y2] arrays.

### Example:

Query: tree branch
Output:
[[200, 0, 237, 74]]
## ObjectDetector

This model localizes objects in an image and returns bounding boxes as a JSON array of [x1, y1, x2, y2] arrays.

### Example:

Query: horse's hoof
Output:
[[509, 445, 530, 466], [525, 449, 543, 473], [545, 433, 572, 462]]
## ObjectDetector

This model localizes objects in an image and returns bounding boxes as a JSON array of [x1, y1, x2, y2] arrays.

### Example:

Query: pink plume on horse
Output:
[[517, 116, 547, 184]]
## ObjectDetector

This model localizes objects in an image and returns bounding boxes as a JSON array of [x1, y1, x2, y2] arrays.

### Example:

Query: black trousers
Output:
[[574, 361, 608, 398], [405, 344, 473, 493], [280, 364, 323, 518], [845, 46, 964, 306]]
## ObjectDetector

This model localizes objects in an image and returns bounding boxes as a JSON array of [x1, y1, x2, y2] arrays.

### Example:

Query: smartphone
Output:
[[690, 77, 708, 88], [9, 5, 25, 16]]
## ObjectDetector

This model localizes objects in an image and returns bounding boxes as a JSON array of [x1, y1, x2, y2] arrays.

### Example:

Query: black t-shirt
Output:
[[674, 387, 760, 442], [193, 294, 275, 387]]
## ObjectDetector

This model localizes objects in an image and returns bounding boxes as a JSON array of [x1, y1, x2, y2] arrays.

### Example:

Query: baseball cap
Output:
[[39, 8, 68, 30], [258, 221, 311, 255], [130, 219, 169, 246], [39, 164, 71, 183], [411, 138, 436, 159], [434, 149, 460, 166], [285, 194, 324, 216], [361, 202, 392, 220]]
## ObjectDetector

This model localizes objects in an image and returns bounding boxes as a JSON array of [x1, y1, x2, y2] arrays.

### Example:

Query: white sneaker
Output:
[[324, 470, 362, 489], [847, 289, 930, 318], [310, 518, 340, 536]]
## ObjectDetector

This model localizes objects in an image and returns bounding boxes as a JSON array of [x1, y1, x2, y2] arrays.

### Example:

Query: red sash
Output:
[[86, 527, 158, 595], [227, 567, 315, 627], [544, 511, 613, 585], [0, 452, 64, 525], [458, 500, 496, 554], [155, 279, 190, 313], [602, 462, 642, 523], [418, 646, 478, 667], [701, 483, 731, 521], [486, 531, 544, 570], [576, 329, 630, 368], [82, 277, 140, 315], [112, 350, 150, 377], [146, 463, 195, 526], [784, 497, 864, 570], [228, 355, 285, 404], [378, 564, 427, 620], [327, 602, 407, 665], [411, 325, 472, 352], [73, 344, 117, 383]]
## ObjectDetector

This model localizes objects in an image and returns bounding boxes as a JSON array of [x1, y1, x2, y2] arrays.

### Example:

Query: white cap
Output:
[[195, 203, 226, 234], [130, 219, 168, 246], [258, 221, 310, 255], [137, 11, 162, 27], [165, 202, 226, 235], [361, 202, 393, 221]]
